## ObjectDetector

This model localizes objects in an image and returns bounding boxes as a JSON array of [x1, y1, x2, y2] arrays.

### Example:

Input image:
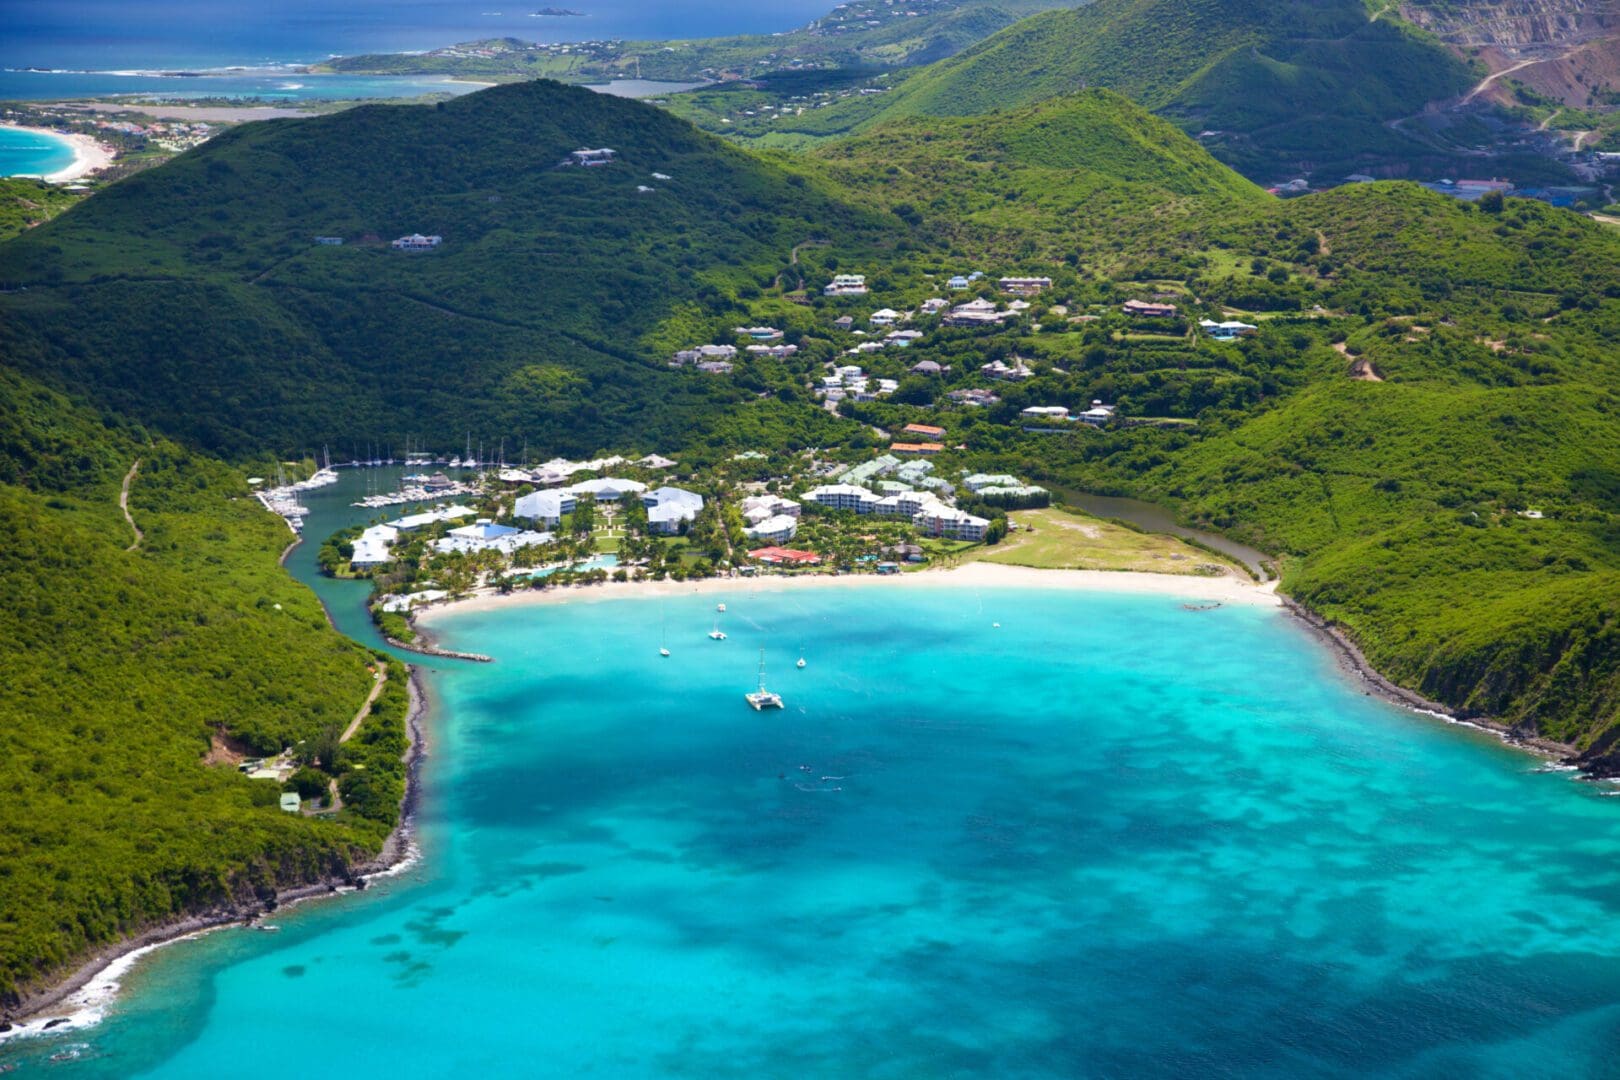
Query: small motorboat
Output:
[[659, 647, 670, 657], [717, 602, 727, 612], [796, 657, 806, 669]]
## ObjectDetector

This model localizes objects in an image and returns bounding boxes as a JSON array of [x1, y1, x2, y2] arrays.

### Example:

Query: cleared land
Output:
[[969, 506, 1236, 575]]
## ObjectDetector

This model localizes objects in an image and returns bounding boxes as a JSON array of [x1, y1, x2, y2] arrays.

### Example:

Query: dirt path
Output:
[[1464, 57, 1539, 105], [340, 665, 389, 744], [120, 458, 143, 551]]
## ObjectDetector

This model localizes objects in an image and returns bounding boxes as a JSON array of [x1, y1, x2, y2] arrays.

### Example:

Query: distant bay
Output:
[[0, 70, 489, 104], [0, 125, 75, 178]]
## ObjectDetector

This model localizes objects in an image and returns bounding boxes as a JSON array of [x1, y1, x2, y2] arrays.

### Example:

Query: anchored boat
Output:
[[746, 649, 783, 711]]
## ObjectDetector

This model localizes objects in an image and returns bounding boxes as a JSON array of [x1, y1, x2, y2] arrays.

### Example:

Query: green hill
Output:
[[777, 0, 1475, 177], [0, 366, 412, 1007], [0, 80, 882, 457], [805, 89, 1263, 257]]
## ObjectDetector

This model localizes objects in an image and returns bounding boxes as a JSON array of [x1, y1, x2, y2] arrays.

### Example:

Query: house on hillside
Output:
[[1122, 299, 1177, 318], [736, 326, 783, 340], [1199, 319, 1258, 340], [890, 442, 944, 455], [903, 423, 945, 440], [1077, 400, 1116, 426], [947, 275, 970, 290], [391, 233, 442, 250], [569, 148, 617, 166], [869, 308, 901, 327], [999, 276, 1052, 296], [824, 274, 869, 296]]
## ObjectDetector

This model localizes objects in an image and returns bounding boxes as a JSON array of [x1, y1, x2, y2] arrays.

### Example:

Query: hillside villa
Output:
[[1123, 299, 1177, 318], [999, 276, 1052, 296], [391, 233, 442, 250], [824, 274, 869, 296]]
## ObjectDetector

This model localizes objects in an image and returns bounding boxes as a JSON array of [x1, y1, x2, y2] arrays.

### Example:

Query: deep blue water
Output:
[[1, 1, 837, 73], [6, 482, 1620, 1074], [0, 124, 75, 177]]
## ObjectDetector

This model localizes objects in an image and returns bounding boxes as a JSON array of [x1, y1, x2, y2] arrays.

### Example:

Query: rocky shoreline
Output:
[[1, 668, 429, 1034], [1278, 596, 1582, 766]]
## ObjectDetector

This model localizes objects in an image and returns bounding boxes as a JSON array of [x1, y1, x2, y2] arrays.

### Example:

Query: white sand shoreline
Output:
[[416, 563, 1280, 628], [2, 124, 115, 182]]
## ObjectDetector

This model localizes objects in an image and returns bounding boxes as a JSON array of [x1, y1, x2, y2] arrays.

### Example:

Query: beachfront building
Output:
[[999, 276, 1052, 296], [569, 148, 617, 166], [433, 521, 553, 556], [391, 233, 442, 250], [514, 489, 578, 527], [642, 486, 704, 535], [744, 514, 799, 544], [914, 505, 990, 542], [824, 274, 869, 296], [749, 546, 822, 566], [568, 477, 648, 502], [804, 483, 879, 514]]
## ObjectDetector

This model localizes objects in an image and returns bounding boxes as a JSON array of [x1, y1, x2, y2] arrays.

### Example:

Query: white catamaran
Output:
[[746, 649, 783, 711]]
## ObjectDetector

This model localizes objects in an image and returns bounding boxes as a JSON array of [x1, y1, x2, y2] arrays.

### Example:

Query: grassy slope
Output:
[[804, 89, 1262, 257], [0, 80, 880, 457], [1097, 184, 1620, 747], [0, 178, 82, 243], [775, 0, 1473, 175], [0, 368, 410, 1006]]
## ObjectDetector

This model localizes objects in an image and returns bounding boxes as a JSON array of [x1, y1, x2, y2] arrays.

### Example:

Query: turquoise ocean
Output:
[[0, 126, 76, 179], [7, 470, 1620, 1076]]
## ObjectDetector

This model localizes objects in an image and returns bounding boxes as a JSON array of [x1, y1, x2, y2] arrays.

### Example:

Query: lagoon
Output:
[[8, 562, 1620, 1075]]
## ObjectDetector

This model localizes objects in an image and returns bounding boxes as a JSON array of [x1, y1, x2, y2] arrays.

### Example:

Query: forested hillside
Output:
[[0, 368, 410, 1007], [0, 80, 878, 456], [767, 0, 1476, 177]]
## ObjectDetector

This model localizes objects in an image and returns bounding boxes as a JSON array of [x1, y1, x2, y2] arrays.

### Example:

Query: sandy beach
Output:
[[2, 125, 116, 183], [416, 562, 1281, 628]]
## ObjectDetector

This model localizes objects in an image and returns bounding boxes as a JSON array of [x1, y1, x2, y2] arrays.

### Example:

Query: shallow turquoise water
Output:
[[0, 126, 75, 178], [10, 584, 1620, 1077]]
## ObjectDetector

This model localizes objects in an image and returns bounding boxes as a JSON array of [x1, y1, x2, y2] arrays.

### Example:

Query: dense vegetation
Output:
[[0, 178, 82, 243], [2, 60, 1619, 1005], [0, 80, 882, 457], [758, 0, 1477, 179], [0, 369, 409, 1007]]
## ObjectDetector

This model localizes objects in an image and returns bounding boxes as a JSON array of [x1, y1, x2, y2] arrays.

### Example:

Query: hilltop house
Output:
[[391, 233, 442, 250]]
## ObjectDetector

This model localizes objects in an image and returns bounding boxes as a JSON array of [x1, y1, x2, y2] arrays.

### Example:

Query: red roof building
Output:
[[902, 423, 946, 438]]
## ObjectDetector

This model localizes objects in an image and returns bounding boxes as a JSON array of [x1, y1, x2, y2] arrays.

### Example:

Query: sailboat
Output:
[[709, 618, 727, 641], [797, 655, 806, 669], [745, 649, 783, 711], [659, 609, 670, 657]]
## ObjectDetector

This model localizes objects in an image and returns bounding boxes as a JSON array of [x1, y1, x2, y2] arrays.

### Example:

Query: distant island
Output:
[[531, 7, 585, 15]]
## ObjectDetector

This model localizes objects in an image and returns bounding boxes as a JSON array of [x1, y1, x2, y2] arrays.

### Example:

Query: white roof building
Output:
[[389, 505, 476, 530], [643, 486, 704, 534], [568, 477, 648, 501], [744, 514, 799, 543], [513, 489, 577, 525], [804, 483, 879, 513], [741, 494, 801, 524]]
